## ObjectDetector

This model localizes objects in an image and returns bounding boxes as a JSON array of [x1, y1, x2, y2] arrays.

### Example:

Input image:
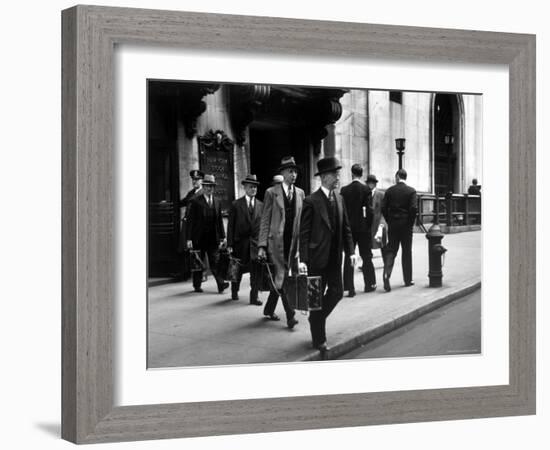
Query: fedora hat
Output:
[[278, 156, 299, 172], [189, 169, 204, 180], [241, 174, 260, 185], [366, 174, 379, 183], [271, 174, 284, 185], [201, 174, 216, 185], [315, 156, 342, 176]]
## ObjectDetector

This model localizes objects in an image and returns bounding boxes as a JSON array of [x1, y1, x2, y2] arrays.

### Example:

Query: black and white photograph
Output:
[[147, 80, 482, 367]]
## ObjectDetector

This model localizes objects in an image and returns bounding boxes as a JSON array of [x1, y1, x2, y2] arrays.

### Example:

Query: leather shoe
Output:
[[347, 290, 356, 298], [404, 281, 415, 287], [250, 300, 263, 306], [313, 342, 329, 352], [264, 314, 280, 321], [218, 282, 229, 294], [194, 287, 203, 293], [231, 292, 239, 300], [287, 317, 299, 329], [365, 285, 376, 292]]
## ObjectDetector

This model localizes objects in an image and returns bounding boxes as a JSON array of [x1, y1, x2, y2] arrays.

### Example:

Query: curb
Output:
[[298, 280, 481, 362]]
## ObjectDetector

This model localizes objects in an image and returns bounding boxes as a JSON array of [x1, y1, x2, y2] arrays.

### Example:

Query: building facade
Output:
[[148, 81, 482, 276]]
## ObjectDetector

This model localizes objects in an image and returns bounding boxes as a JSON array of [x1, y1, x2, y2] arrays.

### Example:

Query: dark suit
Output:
[[340, 180, 374, 291], [300, 188, 354, 346], [227, 196, 263, 301], [177, 187, 202, 254], [381, 181, 417, 284], [186, 194, 226, 290]]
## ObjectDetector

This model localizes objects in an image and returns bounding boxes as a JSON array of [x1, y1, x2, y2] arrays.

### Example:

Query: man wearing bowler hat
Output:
[[186, 174, 229, 294], [258, 156, 304, 329], [227, 174, 263, 305], [299, 157, 355, 354], [340, 164, 374, 296]]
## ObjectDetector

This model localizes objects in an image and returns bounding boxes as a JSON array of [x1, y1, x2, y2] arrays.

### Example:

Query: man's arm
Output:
[[299, 198, 313, 266], [342, 201, 355, 257], [409, 189, 418, 227], [258, 189, 273, 249], [226, 201, 236, 248]]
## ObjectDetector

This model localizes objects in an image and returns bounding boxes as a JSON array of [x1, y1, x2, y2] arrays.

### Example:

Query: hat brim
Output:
[[315, 165, 342, 176], [202, 181, 216, 186], [279, 163, 299, 172], [241, 180, 260, 186]]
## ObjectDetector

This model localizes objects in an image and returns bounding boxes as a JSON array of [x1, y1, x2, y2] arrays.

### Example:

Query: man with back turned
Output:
[[381, 169, 418, 292]]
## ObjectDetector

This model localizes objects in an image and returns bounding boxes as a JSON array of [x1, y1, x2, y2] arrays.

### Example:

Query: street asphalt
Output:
[[148, 230, 481, 367]]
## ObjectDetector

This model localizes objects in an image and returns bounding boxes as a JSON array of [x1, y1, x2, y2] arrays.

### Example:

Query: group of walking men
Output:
[[180, 156, 417, 354]]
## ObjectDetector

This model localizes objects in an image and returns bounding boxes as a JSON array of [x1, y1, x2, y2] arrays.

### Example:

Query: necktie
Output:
[[287, 186, 293, 202], [208, 196, 212, 207], [248, 199, 254, 216]]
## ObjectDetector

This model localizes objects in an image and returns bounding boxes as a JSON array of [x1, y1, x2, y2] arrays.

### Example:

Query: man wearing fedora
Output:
[[299, 157, 355, 354], [366, 173, 388, 289], [381, 169, 418, 292], [340, 164, 374, 296], [177, 170, 204, 279], [186, 174, 229, 294], [258, 156, 304, 329], [227, 174, 263, 305]]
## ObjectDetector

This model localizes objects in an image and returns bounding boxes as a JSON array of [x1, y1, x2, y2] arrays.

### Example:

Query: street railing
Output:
[[417, 193, 481, 229]]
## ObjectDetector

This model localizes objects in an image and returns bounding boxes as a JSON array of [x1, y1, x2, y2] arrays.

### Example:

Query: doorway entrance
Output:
[[433, 93, 462, 194], [249, 125, 311, 200]]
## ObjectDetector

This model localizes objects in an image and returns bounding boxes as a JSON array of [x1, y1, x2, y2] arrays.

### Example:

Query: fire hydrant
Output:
[[426, 222, 447, 287]]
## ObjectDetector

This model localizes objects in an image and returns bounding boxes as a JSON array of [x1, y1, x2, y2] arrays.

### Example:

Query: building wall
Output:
[[177, 87, 482, 200]]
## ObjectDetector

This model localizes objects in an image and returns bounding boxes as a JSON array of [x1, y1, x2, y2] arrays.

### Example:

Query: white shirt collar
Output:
[[352, 178, 364, 184], [245, 194, 254, 206], [320, 186, 331, 198], [282, 182, 293, 195]]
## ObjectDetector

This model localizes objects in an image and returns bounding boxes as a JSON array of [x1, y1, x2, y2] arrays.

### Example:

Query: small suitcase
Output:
[[189, 250, 205, 272], [226, 256, 241, 283], [258, 261, 277, 292], [284, 274, 323, 312]]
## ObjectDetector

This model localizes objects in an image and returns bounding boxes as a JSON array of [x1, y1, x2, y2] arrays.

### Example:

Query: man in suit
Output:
[[468, 178, 481, 196], [186, 174, 229, 294], [381, 169, 418, 292], [258, 156, 304, 329], [340, 164, 374, 296], [177, 170, 203, 278], [366, 174, 388, 289], [227, 174, 263, 305], [299, 157, 355, 354]]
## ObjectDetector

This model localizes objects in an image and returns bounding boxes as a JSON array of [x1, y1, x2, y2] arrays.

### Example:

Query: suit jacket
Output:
[[227, 196, 263, 264], [370, 188, 387, 249], [299, 189, 354, 281], [258, 183, 305, 289], [381, 182, 418, 227], [185, 194, 225, 248], [340, 180, 373, 234]]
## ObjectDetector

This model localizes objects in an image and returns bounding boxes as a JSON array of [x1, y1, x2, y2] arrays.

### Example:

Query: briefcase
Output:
[[214, 249, 230, 280], [226, 256, 241, 283], [284, 274, 323, 312], [258, 261, 276, 292], [189, 250, 205, 272]]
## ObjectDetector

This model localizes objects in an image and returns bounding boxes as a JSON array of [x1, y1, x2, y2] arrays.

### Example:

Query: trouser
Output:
[[308, 263, 343, 346], [384, 220, 413, 284], [263, 279, 296, 320], [231, 259, 260, 302], [343, 231, 374, 291], [192, 243, 225, 290]]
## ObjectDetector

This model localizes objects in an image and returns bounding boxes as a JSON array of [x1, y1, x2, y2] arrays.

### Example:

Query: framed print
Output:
[[61, 5, 535, 444]]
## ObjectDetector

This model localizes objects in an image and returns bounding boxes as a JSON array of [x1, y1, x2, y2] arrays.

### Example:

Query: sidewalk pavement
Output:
[[148, 231, 481, 367]]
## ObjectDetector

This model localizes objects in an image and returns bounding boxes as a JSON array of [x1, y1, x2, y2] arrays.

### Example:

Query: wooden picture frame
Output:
[[62, 5, 536, 444]]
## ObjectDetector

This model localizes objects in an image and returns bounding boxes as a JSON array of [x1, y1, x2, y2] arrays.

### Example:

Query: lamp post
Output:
[[395, 138, 406, 170], [444, 133, 454, 193]]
